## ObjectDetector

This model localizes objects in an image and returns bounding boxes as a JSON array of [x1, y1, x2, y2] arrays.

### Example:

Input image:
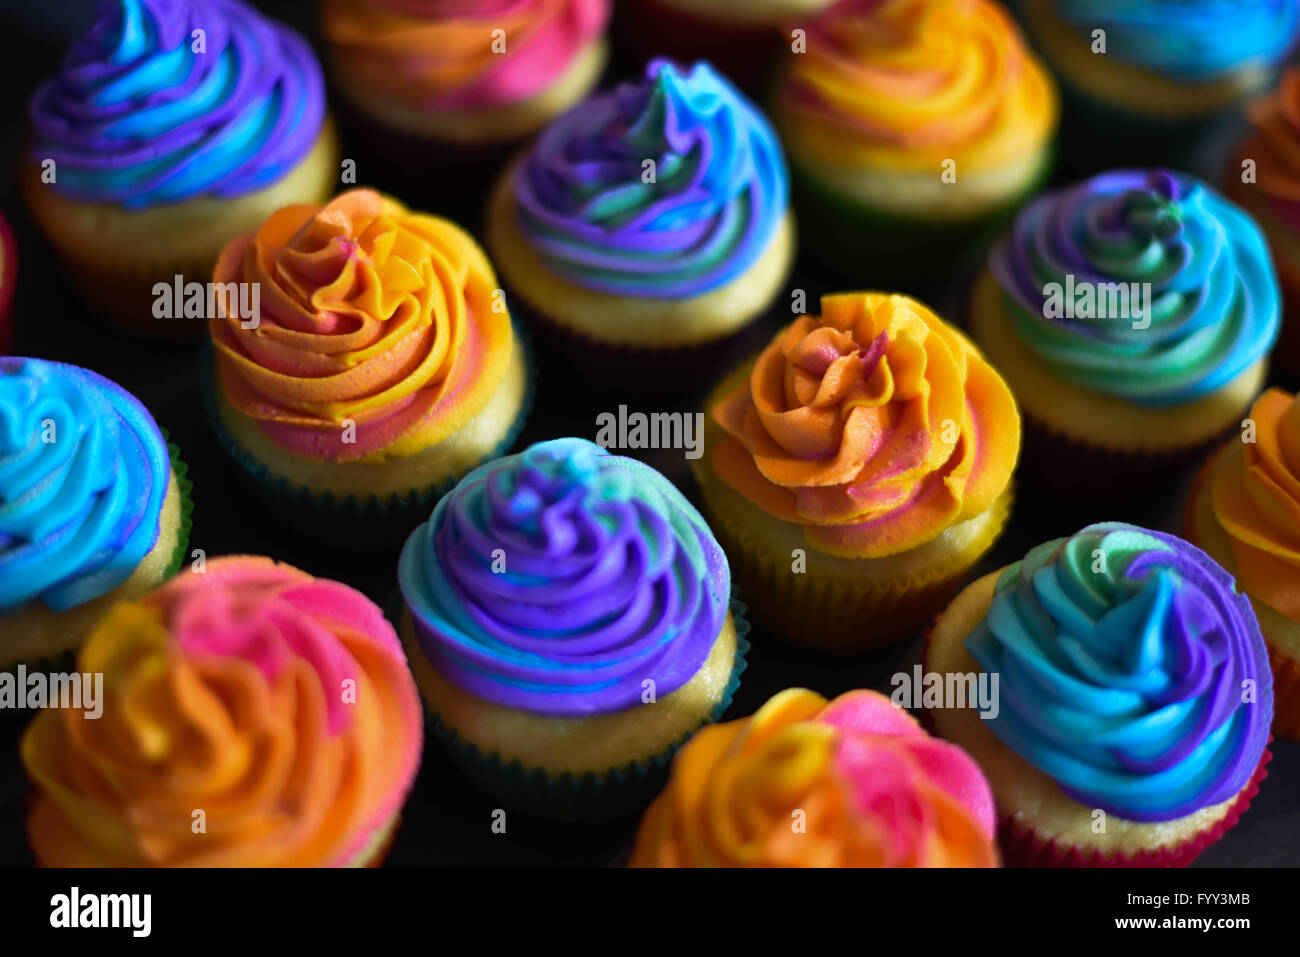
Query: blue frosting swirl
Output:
[[29, 0, 326, 207], [513, 59, 789, 299], [965, 523, 1273, 822], [0, 358, 170, 614], [1054, 0, 1300, 79], [398, 438, 730, 717]]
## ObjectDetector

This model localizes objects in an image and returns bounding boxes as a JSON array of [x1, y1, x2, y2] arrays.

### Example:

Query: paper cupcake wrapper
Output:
[[199, 327, 535, 547], [406, 592, 751, 824]]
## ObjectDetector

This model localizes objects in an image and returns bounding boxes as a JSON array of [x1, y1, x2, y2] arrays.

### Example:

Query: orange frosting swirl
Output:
[[711, 292, 1018, 557], [1239, 67, 1300, 226], [775, 0, 1057, 172], [1212, 388, 1300, 621], [21, 556, 423, 867], [210, 189, 513, 461], [629, 688, 998, 867]]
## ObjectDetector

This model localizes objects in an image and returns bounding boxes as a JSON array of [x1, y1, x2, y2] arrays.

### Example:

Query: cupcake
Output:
[[204, 189, 531, 543], [1225, 67, 1300, 375], [629, 688, 999, 867], [1018, 0, 1300, 174], [20, 556, 423, 867], [397, 437, 748, 821], [23, 0, 339, 334], [1187, 388, 1300, 741], [0, 357, 191, 669], [772, 0, 1058, 291], [926, 522, 1273, 867], [696, 291, 1019, 653], [485, 58, 793, 363], [970, 169, 1279, 502], [0, 211, 15, 354], [614, 0, 836, 95]]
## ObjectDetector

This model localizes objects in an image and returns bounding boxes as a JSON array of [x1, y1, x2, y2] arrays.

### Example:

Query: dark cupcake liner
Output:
[[199, 326, 535, 549]]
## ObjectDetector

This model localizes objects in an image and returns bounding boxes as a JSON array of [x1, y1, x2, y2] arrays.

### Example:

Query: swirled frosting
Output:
[[399, 438, 730, 716], [1237, 67, 1300, 231], [965, 523, 1273, 822], [211, 189, 514, 462], [629, 688, 998, 867], [710, 292, 1019, 558], [1052, 0, 1299, 80], [321, 0, 608, 110], [513, 59, 788, 298], [22, 556, 423, 867], [1212, 388, 1300, 621], [774, 0, 1057, 173], [988, 169, 1280, 407], [0, 357, 169, 615], [29, 0, 326, 208]]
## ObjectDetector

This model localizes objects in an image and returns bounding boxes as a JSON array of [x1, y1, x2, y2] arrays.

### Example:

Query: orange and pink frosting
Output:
[[710, 292, 1019, 557], [1236, 67, 1300, 233], [210, 189, 514, 462], [21, 555, 423, 867], [629, 688, 998, 867]]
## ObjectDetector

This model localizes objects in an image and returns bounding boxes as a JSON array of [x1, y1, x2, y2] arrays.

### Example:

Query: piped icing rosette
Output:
[[1051, 0, 1299, 81], [30, 0, 326, 207], [0, 357, 170, 615], [513, 59, 789, 298], [964, 523, 1273, 823], [210, 189, 514, 462], [629, 688, 998, 867], [1236, 67, 1300, 231], [399, 438, 730, 716], [21, 556, 423, 867], [710, 293, 1018, 558], [774, 0, 1056, 174], [988, 170, 1280, 407], [321, 0, 609, 111]]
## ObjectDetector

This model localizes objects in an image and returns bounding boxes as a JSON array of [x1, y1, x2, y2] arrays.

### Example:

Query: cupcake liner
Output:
[[199, 327, 535, 549], [401, 592, 751, 823], [1266, 644, 1300, 741], [0, 211, 16, 354]]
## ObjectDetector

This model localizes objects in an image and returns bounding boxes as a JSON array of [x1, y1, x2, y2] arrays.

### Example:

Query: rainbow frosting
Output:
[[709, 292, 1019, 558], [1050, 0, 1299, 81], [210, 189, 514, 462], [965, 523, 1273, 823], [399, 438, 730, 716], [513, 59, 788, 298], [321, 0, 609, 110], [29, 0, 326, 208], [774, 0, 1056, 175], [629, 688, 998, 867], [988, 170, 1280, 407], [22, 556, 423, 867], [0, 357, 169, 614]]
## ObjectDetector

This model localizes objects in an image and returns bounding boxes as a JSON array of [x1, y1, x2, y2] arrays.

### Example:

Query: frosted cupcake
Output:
[[23, 0, 338, 333], [1, 358, 191, 669], [486, 59, 793, 355], [1187, 388, 1300, 741], [772, 0, 1058, 289], [398, 437, 748, 821], [970, 169, 1279, 501], [21, 556, 423, 867], [630, 688, 999, 867], [1019, 0, 1300, 173], [204, 189, 530, 540], [926, 523, 1273, 867], [697, 291, 1019, 652]]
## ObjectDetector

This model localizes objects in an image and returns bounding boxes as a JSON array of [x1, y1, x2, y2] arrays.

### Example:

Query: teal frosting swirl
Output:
[[964, 523, 1272, 822], [0, 357, 170, 614], [988, 169, 1279, 407]]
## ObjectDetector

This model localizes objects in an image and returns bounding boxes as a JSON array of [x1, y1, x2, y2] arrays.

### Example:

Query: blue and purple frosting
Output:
[[0, 357, 171, 614], [398, 438, 730, 717], [513, 59, 788, 299], [965, 522, 1273, 822], [29, 0, 326, 207]]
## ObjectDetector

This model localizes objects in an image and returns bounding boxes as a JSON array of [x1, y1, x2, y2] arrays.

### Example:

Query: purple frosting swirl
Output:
[[398, 438, 731, 717], [29, 0, 326, 208]]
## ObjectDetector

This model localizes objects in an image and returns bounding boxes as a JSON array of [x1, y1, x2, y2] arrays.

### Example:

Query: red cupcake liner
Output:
[[0, 211, 16, 354]]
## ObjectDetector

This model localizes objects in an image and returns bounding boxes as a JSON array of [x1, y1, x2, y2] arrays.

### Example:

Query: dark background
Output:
[[0, 0, 1294, 867]]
